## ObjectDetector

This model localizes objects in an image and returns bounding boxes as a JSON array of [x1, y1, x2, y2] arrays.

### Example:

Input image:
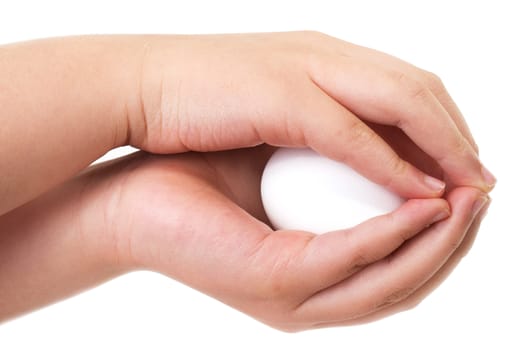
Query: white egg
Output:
[[261, 148, 405, 234]]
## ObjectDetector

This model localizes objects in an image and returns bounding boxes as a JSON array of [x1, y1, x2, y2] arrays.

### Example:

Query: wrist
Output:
[[0, 169, 129, 321], [41, 35, 154, 151], [118, 35, 159, 150], [90, 35, 150, 150]]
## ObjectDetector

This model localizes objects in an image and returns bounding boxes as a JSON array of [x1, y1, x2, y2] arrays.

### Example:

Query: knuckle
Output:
[[253, 300, 310, 333], [264, 315, 312, 333], [376, 287, 414, 309], [387, 213, 410, 244], [348, 120, 378, 147], [345, 247, 372, 274], [302, 30, 327, 40], [332, 122, 380, 165], [420, 70, 446, 93], [287, 30, 326, 46], [269, 321, 307, 333], [408, 82, 430, 102], [447, 134, 471, 161], [453, 138, 468, 156], [381, 157, 409, 190], [447, 236, 463, 254], [437, 135, 471, 165], [395, 71, 431, 101], [389, 156, 409, 177], [401, 295, 423, 311]]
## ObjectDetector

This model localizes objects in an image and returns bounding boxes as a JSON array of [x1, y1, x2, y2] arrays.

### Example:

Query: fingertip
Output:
[[437, 145, 495, 195], [389, 197, 450, 231], [445, 186, 485, 202], [481, 165, 497, 191], [444, 187, 489, 221]]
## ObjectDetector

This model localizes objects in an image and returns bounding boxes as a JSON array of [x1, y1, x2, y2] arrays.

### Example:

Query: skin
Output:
[[0, 32, 495, 217], [0, 129, 489, 331], [0, 32, 494, 330]]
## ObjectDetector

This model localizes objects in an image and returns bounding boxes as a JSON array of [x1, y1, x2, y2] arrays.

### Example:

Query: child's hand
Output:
[[81, 148, 486, 331], [0, 139, 488, 328], [0, 32, 492, 329], [0, 32, 495, 216], [129, 32, 491, 199]]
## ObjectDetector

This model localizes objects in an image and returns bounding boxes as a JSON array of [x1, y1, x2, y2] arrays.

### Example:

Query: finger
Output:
[[349, 198, 490, 326], [293, 198, 450, 293], [334, 42, 480, 153], [367, 123, 443, 179], [293, 187, 487, 324], [308, 55, 495, 192], [414, 70, 479, 153], [290, 87, 447, 198], [312, 198, 490, 329]]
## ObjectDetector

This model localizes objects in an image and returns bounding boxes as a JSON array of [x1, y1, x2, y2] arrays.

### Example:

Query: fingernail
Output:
[[481, 166, 497, 190], [424, 175, 446, 194], [472, 195, 489, 217], [432, 208, 451, 223]]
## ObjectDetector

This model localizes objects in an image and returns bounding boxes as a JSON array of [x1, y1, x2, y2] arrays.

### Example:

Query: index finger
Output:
[[309, 55, 496, 192]]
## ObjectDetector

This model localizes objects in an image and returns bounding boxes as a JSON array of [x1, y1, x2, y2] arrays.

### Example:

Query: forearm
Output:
[[0, 165, 125, 323], [0, 36, 144, 215]]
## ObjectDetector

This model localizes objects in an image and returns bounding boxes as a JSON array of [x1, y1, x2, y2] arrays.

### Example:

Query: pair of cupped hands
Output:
[[1, 32, 494, 331]]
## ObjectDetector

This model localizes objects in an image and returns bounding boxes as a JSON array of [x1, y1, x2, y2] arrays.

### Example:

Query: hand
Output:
[[1, 32, 495, 216], [84, 146, 488, 331], [0, 141, 488, 328], [0, 32, 493, 328], [127, 31, 495, 198]]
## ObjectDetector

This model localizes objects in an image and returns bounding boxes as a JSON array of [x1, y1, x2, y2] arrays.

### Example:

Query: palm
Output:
[[94, 126, 483, 331], [104, 147, 300, 319]]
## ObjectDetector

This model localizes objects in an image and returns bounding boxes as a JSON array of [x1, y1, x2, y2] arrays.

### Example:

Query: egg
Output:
[[260, 148, 405, 234]]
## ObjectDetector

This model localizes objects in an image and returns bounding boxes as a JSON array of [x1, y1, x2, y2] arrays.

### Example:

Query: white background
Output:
[[1, 1, 526, 349]]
